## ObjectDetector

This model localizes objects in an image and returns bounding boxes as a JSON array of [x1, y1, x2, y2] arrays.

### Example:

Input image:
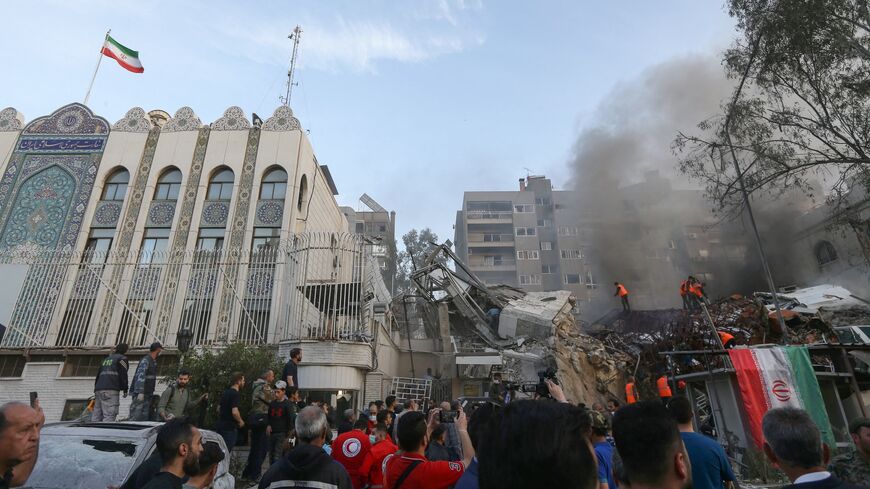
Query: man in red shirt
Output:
[[382, 408, 474, 489], [331, 419, 374, 489], [368, 422, 397, 489]]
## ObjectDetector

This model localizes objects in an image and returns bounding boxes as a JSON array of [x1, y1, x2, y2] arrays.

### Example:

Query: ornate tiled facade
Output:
[[0, 107, 23, 132], [112, 107, 152, 133], [212, 106, 251, 131], [92, 201, 122, 228], [214, 128, 261, 341], [147, 201, 177, 226], [262, 105, 300, 131], [255, 200, 284, 226], [0, 102, 350, 350], [201, 201, 230, 227]]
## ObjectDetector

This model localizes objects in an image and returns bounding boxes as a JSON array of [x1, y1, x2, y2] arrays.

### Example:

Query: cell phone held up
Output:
[[29, 391, 38, 407], [439, 410, 458, 423]]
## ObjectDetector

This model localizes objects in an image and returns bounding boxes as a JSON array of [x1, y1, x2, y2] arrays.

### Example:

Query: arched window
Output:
[[207, 168, 234, 201], [297, 174, 308, 212], [101, 169, 129, 201], [815, 240, 838, 265], [260, 168, 288, 200], [154, 168, 182, 200]]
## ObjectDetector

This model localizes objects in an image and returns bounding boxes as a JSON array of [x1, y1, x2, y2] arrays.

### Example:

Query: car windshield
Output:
[[23, 435, 143, 489]]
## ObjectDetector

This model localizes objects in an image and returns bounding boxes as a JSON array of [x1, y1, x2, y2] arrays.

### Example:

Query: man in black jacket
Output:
[[93, 343, 129, 422], [762, 407, 865, 489], [130, 342, 162, 421], [258, 406, 352, 489]]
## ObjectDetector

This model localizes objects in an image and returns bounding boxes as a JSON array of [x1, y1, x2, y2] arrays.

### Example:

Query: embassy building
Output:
[[0, 103, 410, 421]]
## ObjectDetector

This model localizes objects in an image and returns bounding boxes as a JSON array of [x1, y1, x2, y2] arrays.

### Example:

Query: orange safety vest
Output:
[[657, 376, 672, 398], [625, 382, 638, 404], [689, 283, 703, 298], [679, 280, 688, 296], [718, 331, 735, 345], [616, 284, 629, 297]]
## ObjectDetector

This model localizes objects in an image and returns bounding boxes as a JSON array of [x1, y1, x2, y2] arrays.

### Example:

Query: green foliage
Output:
[[167, 342, 284, 428], [394, 228, 444, 294], [675, 0, 870, 223]]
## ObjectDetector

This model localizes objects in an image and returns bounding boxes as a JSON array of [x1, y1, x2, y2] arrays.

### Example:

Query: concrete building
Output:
[[340, 194, 397, 294], [454, 176, 591, 303], [0, 103, 409, 421]]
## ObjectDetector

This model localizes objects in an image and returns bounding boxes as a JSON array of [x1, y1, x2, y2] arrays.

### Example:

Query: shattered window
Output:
[[540, 241, 553, 251], [815, 241, 838, 265], [515, 227, 536, 236], [26, 435, 142, 489], [542, 265, 555, 274], [514, 204, 535, 213]]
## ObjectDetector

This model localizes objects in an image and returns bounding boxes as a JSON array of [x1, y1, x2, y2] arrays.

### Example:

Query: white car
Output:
[[20, 421, 234, 489]]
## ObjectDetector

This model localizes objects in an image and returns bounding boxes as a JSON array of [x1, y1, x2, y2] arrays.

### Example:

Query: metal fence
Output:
[[0, 233, 389, 349]]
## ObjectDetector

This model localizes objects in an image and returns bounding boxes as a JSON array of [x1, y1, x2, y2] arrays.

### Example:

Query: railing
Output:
[[0, 233, 389, 349], [467, 233, 515, 243], [468, 258, 517, 268], [466, 211, 513, 220]]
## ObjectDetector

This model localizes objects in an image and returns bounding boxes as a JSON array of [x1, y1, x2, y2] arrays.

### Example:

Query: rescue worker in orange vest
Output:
[[687, 277, 705, 311], [679, 279, 691, 310], [657, 374, 673, 403], [614, 282, 630, 311], [718, 330, 736, 349], [625, 375, 639, 404]]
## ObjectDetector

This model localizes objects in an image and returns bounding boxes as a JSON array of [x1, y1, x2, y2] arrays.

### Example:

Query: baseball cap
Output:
[[149, 342, 163, 352], [274, 380, 287, 390], [590, 410, 609, 431], [849, 417, 870, 434]]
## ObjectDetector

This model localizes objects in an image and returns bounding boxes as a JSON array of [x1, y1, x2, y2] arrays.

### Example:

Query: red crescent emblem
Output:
[[771, 379, 791, 402]]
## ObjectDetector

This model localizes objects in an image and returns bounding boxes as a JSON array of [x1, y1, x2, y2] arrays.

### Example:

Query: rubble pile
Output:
[[551, 301, 633, 405]]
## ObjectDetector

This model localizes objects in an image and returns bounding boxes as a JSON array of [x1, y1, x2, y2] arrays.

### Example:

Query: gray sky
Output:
[[1, 1, 735, 243]]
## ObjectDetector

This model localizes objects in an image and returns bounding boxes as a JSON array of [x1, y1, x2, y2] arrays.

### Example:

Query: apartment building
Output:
[[454, 176, 590, 300]]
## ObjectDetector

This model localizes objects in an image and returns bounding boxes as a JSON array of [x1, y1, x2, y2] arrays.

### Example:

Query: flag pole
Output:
[[83, 29, 110, 106]]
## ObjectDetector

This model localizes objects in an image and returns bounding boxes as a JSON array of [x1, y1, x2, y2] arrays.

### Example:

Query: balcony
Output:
[[466, 211, 513, 223], [467, 233, 515, 247], [468, 257, 517, 272]]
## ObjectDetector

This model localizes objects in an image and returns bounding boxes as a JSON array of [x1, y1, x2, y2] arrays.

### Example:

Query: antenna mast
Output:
[[281, 25, 302, 106]]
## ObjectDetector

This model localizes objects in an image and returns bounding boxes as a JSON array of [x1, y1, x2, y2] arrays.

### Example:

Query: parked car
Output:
[[20, 421, 234, 489]]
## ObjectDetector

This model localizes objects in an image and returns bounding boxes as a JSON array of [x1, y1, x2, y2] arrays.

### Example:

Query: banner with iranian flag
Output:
[[729, 346, 835, 449], [100, 35, 144, 73]]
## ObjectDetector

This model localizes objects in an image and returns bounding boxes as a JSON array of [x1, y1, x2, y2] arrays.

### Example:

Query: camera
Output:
[[440, 410, 458, 423], [536, 368, 558, 398]]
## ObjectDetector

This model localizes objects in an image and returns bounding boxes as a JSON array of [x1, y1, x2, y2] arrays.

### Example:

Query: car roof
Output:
[[41, 421, 162, 439], [41, 421, 224, 441]]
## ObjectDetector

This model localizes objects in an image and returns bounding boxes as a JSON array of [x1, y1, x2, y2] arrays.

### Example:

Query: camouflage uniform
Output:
[[828, 449, 870, 486]]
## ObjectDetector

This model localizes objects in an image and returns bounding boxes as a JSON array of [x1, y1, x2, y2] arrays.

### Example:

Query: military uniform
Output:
[[828, 449, 870, 486]]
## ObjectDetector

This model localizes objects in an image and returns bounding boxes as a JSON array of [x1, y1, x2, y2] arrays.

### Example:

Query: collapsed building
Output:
[[391, 242, 631, 407]]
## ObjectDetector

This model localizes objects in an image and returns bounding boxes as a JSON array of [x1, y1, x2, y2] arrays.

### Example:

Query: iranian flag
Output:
[[100, 35, 144, 73], [729, 346, 835, 449]]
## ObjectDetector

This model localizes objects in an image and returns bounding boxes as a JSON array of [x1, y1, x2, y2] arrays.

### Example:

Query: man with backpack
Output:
[[157, 369, 207, 421]]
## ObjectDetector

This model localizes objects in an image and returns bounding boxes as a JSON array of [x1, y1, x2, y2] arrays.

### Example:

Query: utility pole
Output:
[[280, 25, 302, 106]]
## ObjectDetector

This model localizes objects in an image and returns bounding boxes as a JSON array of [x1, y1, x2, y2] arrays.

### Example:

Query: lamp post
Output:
[[176, 327, 193, 369]]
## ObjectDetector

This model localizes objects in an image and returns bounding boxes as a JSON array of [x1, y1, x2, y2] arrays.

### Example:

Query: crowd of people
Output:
[[2, 339, 870, 489]]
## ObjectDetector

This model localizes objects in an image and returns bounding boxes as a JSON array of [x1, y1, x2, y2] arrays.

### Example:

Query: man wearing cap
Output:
[[267, 381, 296, 464], [829, 417, 870, 485], [130, 342, 162, 421], [589, 410, 616, 489]]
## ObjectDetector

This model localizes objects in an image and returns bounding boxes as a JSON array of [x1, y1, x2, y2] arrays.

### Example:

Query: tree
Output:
[[674, 0, 870, 260], [393, 228, 444, 294], [167, 342, 284, 428]]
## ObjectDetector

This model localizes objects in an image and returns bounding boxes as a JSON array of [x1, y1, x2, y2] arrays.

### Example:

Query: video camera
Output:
[[535, 367, 559, 398]]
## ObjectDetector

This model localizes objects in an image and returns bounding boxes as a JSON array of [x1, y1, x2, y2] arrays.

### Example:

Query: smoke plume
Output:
[[564, 55, 807, 318]]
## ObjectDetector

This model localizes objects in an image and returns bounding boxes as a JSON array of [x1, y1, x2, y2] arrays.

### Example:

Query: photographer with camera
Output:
[[382, 407, 474, 489]]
